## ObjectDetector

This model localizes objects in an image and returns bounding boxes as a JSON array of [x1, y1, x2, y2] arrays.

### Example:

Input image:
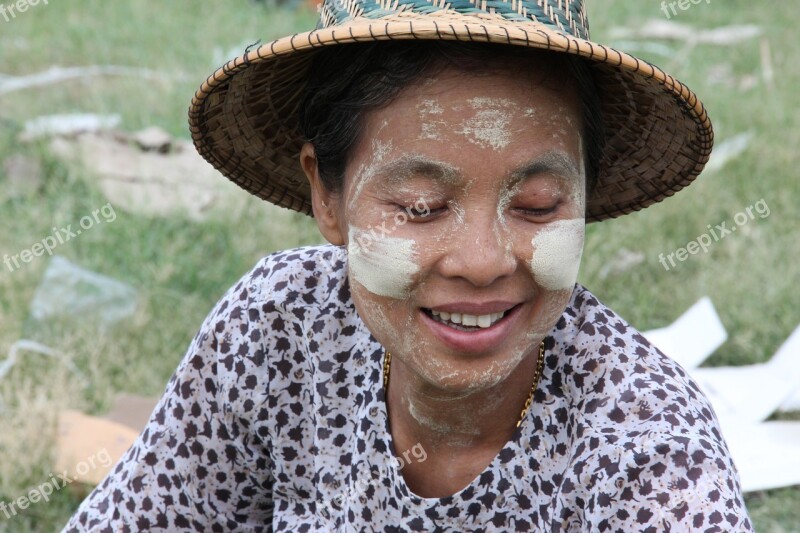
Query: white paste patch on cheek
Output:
[[348, 226, 420, 299], [529, 219, 585, 290]]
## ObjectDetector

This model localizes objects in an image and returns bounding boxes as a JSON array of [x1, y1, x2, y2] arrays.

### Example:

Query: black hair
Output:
[[298, 40, 604, 199]]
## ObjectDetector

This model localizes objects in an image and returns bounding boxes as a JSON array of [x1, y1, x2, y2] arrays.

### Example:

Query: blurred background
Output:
[[0, 0, 797, 531]]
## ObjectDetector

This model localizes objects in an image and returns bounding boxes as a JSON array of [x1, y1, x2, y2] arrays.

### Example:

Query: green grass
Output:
[[584, 1, 800, 373], [0, 0, 798, 531]]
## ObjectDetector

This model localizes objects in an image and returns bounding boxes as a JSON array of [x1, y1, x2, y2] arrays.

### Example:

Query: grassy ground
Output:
[[0, 0, 797, 531]]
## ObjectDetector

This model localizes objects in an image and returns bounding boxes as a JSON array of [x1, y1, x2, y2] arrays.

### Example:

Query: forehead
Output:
[[390, 58, 579, 113], [348, 62, 584, 189]]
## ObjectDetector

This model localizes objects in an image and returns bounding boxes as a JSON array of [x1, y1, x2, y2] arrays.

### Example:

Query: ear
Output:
[[300, 142, 346, 246]]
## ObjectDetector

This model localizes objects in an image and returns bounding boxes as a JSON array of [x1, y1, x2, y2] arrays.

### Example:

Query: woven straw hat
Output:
[[189, 0, 713, 223]]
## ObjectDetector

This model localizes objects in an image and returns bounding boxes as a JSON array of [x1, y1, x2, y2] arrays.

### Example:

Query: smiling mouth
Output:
[[421, 305, 519, 331]]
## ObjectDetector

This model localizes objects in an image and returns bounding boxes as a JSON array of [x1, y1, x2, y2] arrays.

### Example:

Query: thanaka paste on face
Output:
[[377, 153, 461, 190], [526, 136, 586, 291], [417, 100, 445, 141], [348, 226, 420, 299], [405, 386, 509, 448], [528, 219, 585, 290], [455, 97, 514, 151], [342, 65, 586, 407], [347, 138, 393, 214], [493, 178, 523, 264], [355, 296, 458, 390], [345, 145, 466, 302], [345, 137, 426, 300], [417, 96, 517, 151], [357, 283, 536, 400]]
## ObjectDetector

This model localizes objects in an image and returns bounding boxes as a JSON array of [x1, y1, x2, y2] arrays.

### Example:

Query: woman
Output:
[[65, 0, 754, 531]]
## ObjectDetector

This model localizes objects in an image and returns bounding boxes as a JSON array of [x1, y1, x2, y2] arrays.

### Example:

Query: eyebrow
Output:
[[508, 151, 582, 186], [374, 154, 460, 188], [373, 151, 581, 189]]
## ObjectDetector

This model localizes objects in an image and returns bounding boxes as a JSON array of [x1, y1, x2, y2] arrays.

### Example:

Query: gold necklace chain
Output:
[[382, 340, 546, 429]]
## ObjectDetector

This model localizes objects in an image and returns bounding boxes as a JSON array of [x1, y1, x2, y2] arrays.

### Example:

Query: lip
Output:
[[426, 301, 520, 315], [420, 302, 524, 354]]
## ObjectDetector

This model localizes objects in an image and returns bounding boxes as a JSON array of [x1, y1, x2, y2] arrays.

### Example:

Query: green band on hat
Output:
[[317, 0, 589, 40]]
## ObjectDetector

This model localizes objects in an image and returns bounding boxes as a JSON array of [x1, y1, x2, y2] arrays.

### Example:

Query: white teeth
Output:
[[429, 309, 507, 329]]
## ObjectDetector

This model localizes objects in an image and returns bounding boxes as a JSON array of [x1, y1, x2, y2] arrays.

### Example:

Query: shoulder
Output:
[[549, 285, 753, 531], [564, 427, 754, 531], [547, 285, 741, 498], [551, 284, 716, 436], [235, 243, 349, 312], [188, 243, 348, 359], [181, 243, 352, 419]]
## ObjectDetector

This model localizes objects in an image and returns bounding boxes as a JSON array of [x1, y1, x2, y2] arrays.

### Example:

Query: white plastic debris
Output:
[[47, 129, 248, 220], [609, 20, 762, 46], [723, 421, 800, 492], [0, 339, 88, 387], [691, 324, 800, 423], [29, 256, 137, 327], [703, 131, 755, 174], [21, 114, 121, 141], [642, 297, 727, 370], [0, 65, 169, 96]]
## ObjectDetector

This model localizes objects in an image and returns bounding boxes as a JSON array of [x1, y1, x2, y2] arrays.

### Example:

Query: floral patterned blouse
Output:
[[63, 243, 754, 532]]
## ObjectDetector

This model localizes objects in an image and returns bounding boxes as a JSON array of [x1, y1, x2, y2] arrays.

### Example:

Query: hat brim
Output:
[[188, 11, 713, 223]]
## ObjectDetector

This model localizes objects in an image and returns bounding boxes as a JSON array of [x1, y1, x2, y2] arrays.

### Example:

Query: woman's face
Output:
[[319, 59, 586, 394]]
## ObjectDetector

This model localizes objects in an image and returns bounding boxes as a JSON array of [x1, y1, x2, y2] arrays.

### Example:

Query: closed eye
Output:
[[397, 204, 446, 220], [513, 204, 560, 218]]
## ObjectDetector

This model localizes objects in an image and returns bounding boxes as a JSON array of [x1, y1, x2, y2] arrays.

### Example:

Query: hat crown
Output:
[[317, 0, 589, 40]]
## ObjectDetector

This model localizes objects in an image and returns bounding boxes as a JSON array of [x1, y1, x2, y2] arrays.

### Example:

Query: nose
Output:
[[436, 209, 516, 287]]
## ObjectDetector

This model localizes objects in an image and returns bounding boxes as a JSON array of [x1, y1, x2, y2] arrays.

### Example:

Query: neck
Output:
[[386, 349, 540, 455]]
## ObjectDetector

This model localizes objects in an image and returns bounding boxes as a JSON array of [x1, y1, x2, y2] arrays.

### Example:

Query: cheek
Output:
[[528, 219, 585, 290], [524, 288, 574, 347], [347, 226, 421, 299], [352, 291, 407, 347], [353, 292, 447, 384]]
